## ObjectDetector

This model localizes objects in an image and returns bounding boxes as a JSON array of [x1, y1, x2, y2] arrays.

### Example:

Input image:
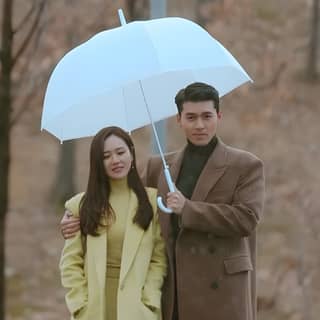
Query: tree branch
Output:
[[9, 90, 34, 129], [306, 0, 319, 80], [13, 17, 46, 92], [13, 0, 37, 35], [253, 62, 287, 90], [9, 83, 36, 127], [12, 0, 46, 67]]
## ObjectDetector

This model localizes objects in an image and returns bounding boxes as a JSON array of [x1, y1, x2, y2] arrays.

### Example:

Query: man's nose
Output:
[[195, 118, 205, 128]]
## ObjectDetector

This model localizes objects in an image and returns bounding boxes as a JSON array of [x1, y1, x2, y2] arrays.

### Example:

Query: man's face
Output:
[[177, 100, 222, 146]]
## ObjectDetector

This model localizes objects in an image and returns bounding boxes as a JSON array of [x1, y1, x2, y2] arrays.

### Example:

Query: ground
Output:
[[4, 0, 320, 319]]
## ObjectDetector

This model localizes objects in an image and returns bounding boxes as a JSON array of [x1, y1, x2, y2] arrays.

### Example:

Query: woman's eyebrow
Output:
[[103, 147, 125, 154]]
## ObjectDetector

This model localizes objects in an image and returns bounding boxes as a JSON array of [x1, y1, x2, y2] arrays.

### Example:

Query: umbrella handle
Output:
[[157, 166, 175, 214], [157, 197, 173, 214]]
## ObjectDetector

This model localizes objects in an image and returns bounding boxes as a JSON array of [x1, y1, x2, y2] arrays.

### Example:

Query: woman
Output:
[[59, 126, 167, 320]]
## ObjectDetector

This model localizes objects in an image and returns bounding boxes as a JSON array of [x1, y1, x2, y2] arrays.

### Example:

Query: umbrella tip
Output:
[[118, 9, 127, 26]]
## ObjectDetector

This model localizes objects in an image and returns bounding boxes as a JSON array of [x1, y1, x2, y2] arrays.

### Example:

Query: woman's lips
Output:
[[112, 166, 124, 172]]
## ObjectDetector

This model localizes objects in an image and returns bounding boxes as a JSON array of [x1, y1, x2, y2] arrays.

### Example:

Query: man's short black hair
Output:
[[175, 82, 220, 114]]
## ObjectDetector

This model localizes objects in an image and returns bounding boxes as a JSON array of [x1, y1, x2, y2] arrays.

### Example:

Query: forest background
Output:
[[1, 0, 319, 320]]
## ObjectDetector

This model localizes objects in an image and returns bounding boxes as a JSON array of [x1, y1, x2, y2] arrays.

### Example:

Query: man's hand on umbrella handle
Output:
[[157, 165, 176, 214], [60, 210, 80, 239], [157, 196, 173, 214], [166, 188, 186, 214]]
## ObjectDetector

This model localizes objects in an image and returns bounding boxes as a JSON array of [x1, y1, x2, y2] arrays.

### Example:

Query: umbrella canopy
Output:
[[41, 11, 253, 213], [41, 14, 252, 142]]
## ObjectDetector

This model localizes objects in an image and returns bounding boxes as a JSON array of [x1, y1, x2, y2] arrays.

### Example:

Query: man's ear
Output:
[[217, 111, 222, 120], [176, 114, 181, 126]]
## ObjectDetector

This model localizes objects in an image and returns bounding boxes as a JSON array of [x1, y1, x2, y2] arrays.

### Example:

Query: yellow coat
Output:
[[59, 188, 167, 320]]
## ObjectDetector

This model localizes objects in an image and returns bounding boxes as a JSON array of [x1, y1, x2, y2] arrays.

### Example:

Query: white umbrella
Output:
[[41, 9, 252, 212]]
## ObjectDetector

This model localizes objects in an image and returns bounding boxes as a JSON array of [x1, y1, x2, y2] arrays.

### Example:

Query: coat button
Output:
[[208, 246, 216, 254], [190, 246, 197, 254], [210, 281, 219, 290], [199, 247, 207, 255]]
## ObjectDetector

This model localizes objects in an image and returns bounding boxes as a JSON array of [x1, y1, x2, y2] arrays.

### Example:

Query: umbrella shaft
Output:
[[138, 80, 167, 168]]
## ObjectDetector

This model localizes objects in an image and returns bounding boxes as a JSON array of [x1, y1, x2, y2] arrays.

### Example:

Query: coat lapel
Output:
[[90, 224, 107, 290], [191, 139, 228, 201], [168, 149, 185, 185], [119, 190, 144, 284], [157, 149, 185, 196]]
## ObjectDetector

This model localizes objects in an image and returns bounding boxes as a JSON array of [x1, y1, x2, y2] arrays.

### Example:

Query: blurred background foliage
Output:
[[0, 0, 319, 319]]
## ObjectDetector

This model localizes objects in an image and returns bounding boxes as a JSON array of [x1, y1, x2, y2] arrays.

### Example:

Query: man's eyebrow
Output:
[[202, 111, 214, 115], [185, 111, 214, 115], [185, 112, 197, 115]]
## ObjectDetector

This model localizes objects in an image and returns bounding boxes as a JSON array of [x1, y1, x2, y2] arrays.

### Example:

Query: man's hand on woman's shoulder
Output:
[[60, 210, 80, 239]]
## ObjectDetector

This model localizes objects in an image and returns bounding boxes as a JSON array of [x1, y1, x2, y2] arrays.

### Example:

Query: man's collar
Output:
[[185, 136, 218, 155]]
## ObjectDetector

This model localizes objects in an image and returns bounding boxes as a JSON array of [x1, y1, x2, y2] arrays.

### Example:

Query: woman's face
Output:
[[103, 134, 133, 180]]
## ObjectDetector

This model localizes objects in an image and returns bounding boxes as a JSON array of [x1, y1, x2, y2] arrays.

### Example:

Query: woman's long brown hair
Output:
[[79, 126, 154, 236]]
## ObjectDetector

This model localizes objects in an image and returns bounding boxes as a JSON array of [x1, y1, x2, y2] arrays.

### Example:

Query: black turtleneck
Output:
[[176, 136, 218, 200]]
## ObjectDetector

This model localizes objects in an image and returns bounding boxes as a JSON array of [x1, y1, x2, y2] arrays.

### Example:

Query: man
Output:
[[61, 82, 265, 320]]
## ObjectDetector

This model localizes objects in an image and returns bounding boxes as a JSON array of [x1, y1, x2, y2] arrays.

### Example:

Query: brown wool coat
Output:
[[143, 138, 265, 320]]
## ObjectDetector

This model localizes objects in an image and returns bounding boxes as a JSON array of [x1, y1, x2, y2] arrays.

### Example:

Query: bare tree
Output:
[[306, 0, 319, 80], [51, 140, 76, 209], [126, 0, 149, 20], [167, 0, 198, 20], [0, 1, 46, 318], [195, 0, 212, 26]]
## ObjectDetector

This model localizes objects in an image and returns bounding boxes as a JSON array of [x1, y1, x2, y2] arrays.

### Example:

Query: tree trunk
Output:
[[167, 0, 198, 20], [0, 0, 13, 318], [195, 0, 209, 27], [126, 0, 149, 20], [50, 141, 76, 209], [306, 0, 319, 80]]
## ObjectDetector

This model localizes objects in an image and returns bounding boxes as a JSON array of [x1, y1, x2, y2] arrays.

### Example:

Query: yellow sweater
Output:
[[107, 177, 131, 269]]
